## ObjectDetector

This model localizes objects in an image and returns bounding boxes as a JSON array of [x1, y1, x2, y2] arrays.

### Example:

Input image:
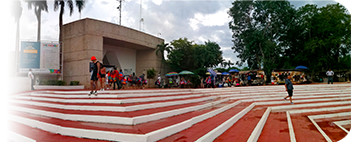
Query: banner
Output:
[[40, 43, 60, 69], [20, 41, 61, 74], [20, 41, 40, 69]]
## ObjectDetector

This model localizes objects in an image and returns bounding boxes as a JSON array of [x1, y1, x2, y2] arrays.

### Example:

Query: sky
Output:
[[3, 0, 351, 68]]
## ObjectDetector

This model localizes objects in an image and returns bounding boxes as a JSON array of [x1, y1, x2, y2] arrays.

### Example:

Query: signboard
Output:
[[20, 41, 61, 74], [40, 43, 59, 69], [20, 41, 40, 69]]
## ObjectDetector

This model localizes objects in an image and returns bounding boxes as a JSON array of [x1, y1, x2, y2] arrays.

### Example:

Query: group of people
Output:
[[155, 75, 192, 88], [89, 56, 147, 96]]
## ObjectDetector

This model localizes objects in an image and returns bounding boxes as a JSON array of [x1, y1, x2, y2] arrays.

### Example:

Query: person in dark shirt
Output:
[[284, 75, 294, 104], [89, 56, 101, 96]]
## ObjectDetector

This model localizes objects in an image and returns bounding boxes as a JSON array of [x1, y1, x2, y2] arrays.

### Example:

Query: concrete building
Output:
[[62, 18, 164, 89]]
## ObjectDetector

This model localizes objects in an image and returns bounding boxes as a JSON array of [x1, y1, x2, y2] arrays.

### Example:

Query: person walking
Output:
[[284, 75, 294, 104], [326, 69, 334, 84], [89, 56, 101, 96], [28, 69, 35, 90]]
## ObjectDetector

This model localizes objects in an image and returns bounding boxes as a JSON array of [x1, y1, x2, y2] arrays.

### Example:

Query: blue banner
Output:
[[20, 41, 40, 69]]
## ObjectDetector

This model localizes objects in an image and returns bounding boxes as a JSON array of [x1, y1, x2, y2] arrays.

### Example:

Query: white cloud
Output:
[[152, 0, 163, 5], [188, 9, 230, 31]]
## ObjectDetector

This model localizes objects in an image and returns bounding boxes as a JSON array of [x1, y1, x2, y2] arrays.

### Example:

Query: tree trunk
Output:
[[59, 1, 64, 72], [15, 20, 20, 75], [37, 9, 41, 41]]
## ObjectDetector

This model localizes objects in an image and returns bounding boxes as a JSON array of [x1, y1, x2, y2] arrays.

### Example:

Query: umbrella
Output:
[[166, 72, 179, 76], [295, 66, 308, 70], [222, 72, 230, 75], [207, 69, 217, 77], [179, 70, 194, 75], [229, 69, 239, 73], [206, 72, 211, 75], [217, 72, 222, 75]]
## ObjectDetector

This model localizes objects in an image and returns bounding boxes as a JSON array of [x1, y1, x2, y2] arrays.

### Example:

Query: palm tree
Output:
[[54, 0, 85, 43], [11, 0, 22, 75], [156, 43, 172, 75], [26, 0, 48, 41]]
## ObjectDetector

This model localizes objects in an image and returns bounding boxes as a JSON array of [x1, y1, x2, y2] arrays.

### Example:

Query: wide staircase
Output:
[[8, 84, 351, 142]]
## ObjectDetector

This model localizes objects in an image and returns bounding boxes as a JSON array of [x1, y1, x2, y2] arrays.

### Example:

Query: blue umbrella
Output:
[[207, 69, 217, 77], [229, 69, 239, 73], [222, 72, 230, 75], [295, 66, 308, 70]]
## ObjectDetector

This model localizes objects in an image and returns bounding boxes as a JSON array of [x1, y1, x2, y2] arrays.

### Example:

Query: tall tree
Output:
[[26, 0, 48, 41], [11, 0, 22, 75], [54, 0, 85, 43], [228, 0, 296, 82]]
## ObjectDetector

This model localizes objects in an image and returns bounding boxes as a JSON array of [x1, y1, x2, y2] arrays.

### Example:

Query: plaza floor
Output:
[[7, 84, 351, 142]]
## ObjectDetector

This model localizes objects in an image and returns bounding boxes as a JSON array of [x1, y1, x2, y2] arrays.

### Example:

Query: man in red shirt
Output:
[[112, 67, 120, 90]]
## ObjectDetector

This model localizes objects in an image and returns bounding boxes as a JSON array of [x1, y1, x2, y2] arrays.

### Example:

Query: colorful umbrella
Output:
[[295, 66, 308, 69], [179, 70, 194, 75], [229, 69, 239, 73], [222, 72, 230, 75], [207, 69, 217, 77], [166, 72, 179, 76]]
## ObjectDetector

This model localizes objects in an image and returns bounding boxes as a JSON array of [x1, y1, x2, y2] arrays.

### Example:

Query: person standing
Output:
[[99, 64, 106, 91], [157, 74, 161, 88], [326, 69, 334, 84], [284, 75, 294, 104], [89, 56, 101, 96], [28, 69, 35, 90]]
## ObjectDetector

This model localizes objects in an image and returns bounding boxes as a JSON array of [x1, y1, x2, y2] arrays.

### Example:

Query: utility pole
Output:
[[140, 0, 142, 30], [117, 0, 123, 25]]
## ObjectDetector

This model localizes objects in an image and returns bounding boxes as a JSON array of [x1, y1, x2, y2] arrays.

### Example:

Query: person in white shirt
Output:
[[326, 69, 334, 84], [28, 69, 35, 90]]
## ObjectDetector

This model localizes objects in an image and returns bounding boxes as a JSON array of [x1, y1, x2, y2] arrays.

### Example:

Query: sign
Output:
[[20, 41, 60, 74], [20, 41, 40, 69], [41, 43, 59, 69]]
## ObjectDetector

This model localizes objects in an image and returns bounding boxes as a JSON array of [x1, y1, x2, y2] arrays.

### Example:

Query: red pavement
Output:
[[8, 121, 110, 142], [159, 102, 253, 142], [9, 100, 235, 134], [214, 106, 267, 142], [258, 112, 290, 142]]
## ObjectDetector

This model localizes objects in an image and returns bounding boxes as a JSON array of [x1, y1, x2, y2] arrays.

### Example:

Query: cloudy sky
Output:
[[4, 0, 351, 68]]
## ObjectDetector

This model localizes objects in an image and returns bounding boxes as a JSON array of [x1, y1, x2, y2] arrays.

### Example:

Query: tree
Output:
[[156, 42, 172, 75], [54, 0, 85, 43], [228, 0, 296, 83], [11, 0, 22, 75], [26, 0, 48, 41], [167, 38, 223, 72], [294, 3, 351, 74]]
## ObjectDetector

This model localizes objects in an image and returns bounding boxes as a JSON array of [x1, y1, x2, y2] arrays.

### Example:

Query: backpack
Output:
[[121, 78, 127, 85], [206, 78, 211, 84]]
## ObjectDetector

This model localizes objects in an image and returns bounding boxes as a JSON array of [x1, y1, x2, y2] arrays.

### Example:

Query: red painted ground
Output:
[[9, 98, 224, 117], [342, 124, 351, 131], [290, 114, 326, 142], [9, 100, 236, 134], [158, 102, 253, 142], [258, 112, 290, 142], [213, 106, 267, 142], [317, 120, 349, 141], [8, 121, 109, 142]]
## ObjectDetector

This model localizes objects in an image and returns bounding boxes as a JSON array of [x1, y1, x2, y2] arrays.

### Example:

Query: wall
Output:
[[103, 44, 136, 75], [7, 77, 31, 94], [62, 18, 164, 89]]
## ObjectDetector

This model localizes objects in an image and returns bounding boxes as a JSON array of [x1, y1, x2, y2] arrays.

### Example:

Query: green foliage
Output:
[[40, 80, 66, 86], [228, 1, 351, 79], [70, 81, 80, 85], [147, 68, 157, 79], [167, 38, 223, 72]]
